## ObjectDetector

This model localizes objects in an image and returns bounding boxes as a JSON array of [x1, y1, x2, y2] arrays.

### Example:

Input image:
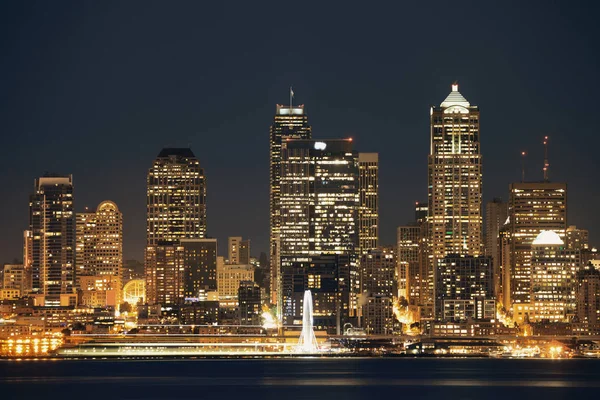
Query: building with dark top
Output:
[[238, 281, 261, 325], [181, 238, 217, 300]]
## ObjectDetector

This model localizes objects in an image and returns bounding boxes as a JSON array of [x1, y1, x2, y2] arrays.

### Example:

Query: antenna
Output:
[[521, 151, 527, 182], [289, 86, 294, 109], [543, 136, 549, 182]]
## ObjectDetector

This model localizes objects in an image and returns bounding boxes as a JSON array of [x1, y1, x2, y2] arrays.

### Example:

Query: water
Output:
[[1, 358, 599, 399]]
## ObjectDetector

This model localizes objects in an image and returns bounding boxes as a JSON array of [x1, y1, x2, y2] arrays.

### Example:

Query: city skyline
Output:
[[1, 2, 599, 263]]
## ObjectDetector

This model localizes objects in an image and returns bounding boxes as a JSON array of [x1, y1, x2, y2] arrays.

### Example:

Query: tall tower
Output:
[[508, 182, 567, 307], [358, 153, 379, 254], [269, 104, 311, 306], [146, 148, 206, 246], [428, 83, 483, 265], [75, 201, 123, 306], [29, 174, 75, 306]]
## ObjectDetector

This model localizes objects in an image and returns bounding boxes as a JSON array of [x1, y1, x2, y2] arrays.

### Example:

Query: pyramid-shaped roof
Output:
[[441, 84, 470, 108]]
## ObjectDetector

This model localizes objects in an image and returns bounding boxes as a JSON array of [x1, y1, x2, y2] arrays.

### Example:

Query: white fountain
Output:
[[296, 290, 319, 353]]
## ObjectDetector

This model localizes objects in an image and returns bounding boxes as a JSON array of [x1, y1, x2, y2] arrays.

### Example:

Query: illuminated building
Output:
[[180, 238, 217, 299], [485, 198, 507, 264], [228, 237, 250, 265], [179, 301, 219, 325], [122, 279, 145, 305], [575, 263, 600, 333], [23, 230, 33, 292], [428, 83, 483, 269], [279, 139, 359, 256], [79, 275, 120, 308], [147, 148, 206, 246], [566, 225, 589, 251], [363, 295, 394, 335], [75, 201, 123, 307], [435, 255, 495, 321], [359, 248, 395, 334], [280, 254, 354, 334], [216, 257, 255, 305], [508, 182, 567, 308], [360, 248, 395, 297], [145, 243, 184, 305], [269, 104, 312, 308], [358, 153, 379, 254], [530, 230, 579, 323], [29, 174, 76, 307], [238, 281, 261, 325], [3, 264, 25, 293]]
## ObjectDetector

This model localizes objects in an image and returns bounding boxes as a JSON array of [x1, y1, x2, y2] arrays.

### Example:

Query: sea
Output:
[[1, 358, 599, 400]]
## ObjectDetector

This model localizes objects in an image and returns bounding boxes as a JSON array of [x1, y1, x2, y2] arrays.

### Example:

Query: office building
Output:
[[269, 104, 312, 308], [181, 238, 217, 300], [508, 182, 567, 307], [228, 237, 250, 265], [279, 139, 359, 256], [485, 198, 508, 262], [428, 83, 483, 268], [280, 254, 354, 334], [23, 230, 33, 293], [3, 264, 25, 293], [238, 281, 261, 325], [363, 294, 394, 335], [566, 226, 589, 251], [75, 201, 123, 306], [576, 263, 600, 332], [145, 243, 185, 305], [216, 257, 255, 305], [530, 230, 579, 323], [29, 174, 76, 306], [358, 153, 379, 254], [435, 255, 495, 321], [147, 148, 206, 246], [360, 248, 395, 297]]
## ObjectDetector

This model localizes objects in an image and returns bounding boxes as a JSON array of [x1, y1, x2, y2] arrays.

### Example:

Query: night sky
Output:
[[1, 1, 598, 262]]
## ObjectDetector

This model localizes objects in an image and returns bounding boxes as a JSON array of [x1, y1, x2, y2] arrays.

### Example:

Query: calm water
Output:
[[1, 358, 599, 399]]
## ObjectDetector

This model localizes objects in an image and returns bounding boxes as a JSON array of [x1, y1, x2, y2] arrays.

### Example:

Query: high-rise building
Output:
[[238, 281, 261, 325], [280, 254, 354, 334], [358, 153, 379, 254], [530, 230, 579, 323], [23, 230, 33, 293], [485, 198, 508, 262], [147, 148, 206, 246], [428, 83, 483, 267], [145, 243, 184, 305], [362, 295, 394, 335], [508, 182, 567, 308], [180, 238, 217, 300], [75, 201, 123, 307], [397, 224, 420, 302], [566, 225, 589, 251], [269, 104, 312, 308], [228, 237, 250, 265], [279, 139, 359, 256], [29, 174, 76, 306], [360, 248, 395, 297], [216, 256, 255, 306], [435, 255, 495, 321], [576, 263, 600, 333]]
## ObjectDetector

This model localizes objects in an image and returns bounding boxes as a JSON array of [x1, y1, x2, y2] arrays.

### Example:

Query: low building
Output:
[[362, 295, 393, 335], [238, 281, 261, 326]]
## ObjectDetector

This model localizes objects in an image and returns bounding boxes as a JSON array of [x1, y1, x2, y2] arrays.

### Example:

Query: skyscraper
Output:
[[29, 174, 76, 306], [358, 153, 379, 254], [269, 104, 312, 306], [485, 198, 508, 262], [181, 238, 217, 299], [75, 201, 123, 307], [508, 182, 567, 307], [228, 236, 250, 265], [428, 83, 482, 265], [145, 243, 184, 305], [147, 148, 206, 246], [279, 139, 359, 256]]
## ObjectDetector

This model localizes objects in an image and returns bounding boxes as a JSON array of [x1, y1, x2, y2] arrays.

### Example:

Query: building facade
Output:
[[358, 153, 378, 254], [238, 281, 261, 325], [145, 243, 185, 305], [29, 174, 76, 306], [181, 239, 217, 300]]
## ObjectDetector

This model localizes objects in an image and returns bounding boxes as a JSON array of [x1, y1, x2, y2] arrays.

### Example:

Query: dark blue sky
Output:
[[1, 1, 598, 261]]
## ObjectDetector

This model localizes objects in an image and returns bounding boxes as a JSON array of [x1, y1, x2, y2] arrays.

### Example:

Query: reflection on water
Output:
[[1, 358, 599, 400]]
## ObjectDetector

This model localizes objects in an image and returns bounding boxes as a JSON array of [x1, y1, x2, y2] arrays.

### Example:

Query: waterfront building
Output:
[[435, 255, 495, 321], [576, 263, 600, 333], [75, 201, 123, 306], [530, 230, 579, 323], [269, 104, 312, 308], [181, 238, 217, 300], [238, 281, 261, 325], [360, 248, 395, 297], [147, 148, 206, 246], [485, 198, 508, 265], [280, 254, 354, 334], [145, 243, 185, 305], [358, 152, 379, 254], [363, 294, 394, 335], [508, 182, 567, 308], [29, 174, 76, 307]]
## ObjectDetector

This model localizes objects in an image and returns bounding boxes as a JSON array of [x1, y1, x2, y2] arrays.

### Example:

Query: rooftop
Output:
[[440, 83, 471, 108], [157, 148, 196, 158], [532, 230, 564, 246]]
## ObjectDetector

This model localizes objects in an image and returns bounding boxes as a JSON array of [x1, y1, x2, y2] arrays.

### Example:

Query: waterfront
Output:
[[1, 358, 599, 399]]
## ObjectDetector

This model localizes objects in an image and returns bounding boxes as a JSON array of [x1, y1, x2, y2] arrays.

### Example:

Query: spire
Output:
[[543, 136, 549, 182], [521, 151, 527, 182]]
